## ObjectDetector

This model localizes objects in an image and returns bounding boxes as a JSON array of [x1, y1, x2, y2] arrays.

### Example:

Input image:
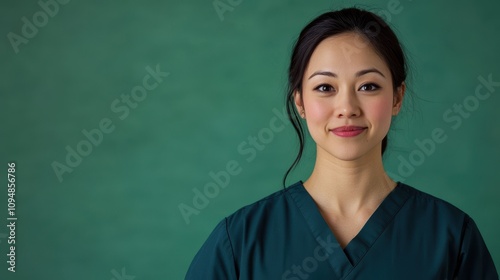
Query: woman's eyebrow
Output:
[[308, 68, 386, 80], [356, 68, 385, 78], [308, 71, 337, 79]]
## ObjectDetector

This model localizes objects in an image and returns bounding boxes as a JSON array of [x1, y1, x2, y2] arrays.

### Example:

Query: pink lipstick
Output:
[[330, 126, 367, 137]]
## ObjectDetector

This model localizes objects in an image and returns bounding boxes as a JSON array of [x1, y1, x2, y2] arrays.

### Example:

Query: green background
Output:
[[1, 0, 499, 279]]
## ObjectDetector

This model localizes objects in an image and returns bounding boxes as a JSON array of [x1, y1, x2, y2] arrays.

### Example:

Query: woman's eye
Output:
[[359, 83, 380, 91], [315, 84, 334, 92]]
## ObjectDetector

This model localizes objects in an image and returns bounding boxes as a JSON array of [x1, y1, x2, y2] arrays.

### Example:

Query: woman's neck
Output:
[[302, 146, 397, 217]]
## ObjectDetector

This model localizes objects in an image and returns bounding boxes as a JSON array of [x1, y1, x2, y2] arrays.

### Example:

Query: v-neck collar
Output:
[[286, 180, 412, 278]]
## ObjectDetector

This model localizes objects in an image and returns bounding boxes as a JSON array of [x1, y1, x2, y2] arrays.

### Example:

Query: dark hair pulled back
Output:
[[282, 7, 408, 188]]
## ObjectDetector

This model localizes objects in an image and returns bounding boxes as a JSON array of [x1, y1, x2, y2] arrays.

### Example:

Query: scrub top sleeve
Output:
[[454, 216, 499, 280], [185, 218, 238, 280]]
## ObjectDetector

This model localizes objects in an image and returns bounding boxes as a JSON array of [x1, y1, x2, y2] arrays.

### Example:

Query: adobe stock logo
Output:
[[110, 267, 135, 280], [7, 0, 70, 54], [388, 73, 499, 181], [178, 106, 289, 224], [213, 0, 243, 21], [282, 235, 339, 279], [51, 64, 169, 182]]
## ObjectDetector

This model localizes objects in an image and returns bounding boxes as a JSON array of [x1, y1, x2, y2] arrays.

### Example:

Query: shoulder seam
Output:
[[228, 189, 287, 217], [451, 214, 470, 278], [224, 217, 239, 276]]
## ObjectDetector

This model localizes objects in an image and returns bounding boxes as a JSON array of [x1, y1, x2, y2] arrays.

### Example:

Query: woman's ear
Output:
[[294, 90, 305, 118], [392, 82, 405, 116]]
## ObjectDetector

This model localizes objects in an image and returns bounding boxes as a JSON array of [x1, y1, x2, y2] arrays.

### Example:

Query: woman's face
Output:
[[295, 32, 404, 162]]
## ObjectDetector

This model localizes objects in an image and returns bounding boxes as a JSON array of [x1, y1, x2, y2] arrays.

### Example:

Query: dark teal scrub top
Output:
[[185, 181, 498, 279]]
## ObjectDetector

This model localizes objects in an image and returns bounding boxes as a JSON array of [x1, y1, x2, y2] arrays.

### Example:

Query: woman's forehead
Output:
[[305, 33, 390, 78]]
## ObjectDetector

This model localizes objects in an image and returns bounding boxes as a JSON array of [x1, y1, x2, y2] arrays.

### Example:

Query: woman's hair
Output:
[[282, 7, 409, 188]]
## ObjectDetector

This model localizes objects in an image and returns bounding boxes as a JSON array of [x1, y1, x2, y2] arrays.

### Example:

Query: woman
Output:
[[185, 7, 498, 279]]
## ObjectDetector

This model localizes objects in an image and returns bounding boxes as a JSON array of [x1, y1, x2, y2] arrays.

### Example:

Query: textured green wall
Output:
[[1, 0, 499, 279]]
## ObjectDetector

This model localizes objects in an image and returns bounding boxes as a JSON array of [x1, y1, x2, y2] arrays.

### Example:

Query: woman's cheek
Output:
[[306, 100, 331, 125], [368, 98, 394, 128]]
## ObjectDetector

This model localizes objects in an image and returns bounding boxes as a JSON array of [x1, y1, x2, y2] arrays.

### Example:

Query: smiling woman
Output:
[[185, 7, 499, 279], [294, 33, 402, 169]]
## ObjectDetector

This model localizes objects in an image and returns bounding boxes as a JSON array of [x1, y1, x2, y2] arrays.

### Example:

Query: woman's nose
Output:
[[335, 90, 360, 118]]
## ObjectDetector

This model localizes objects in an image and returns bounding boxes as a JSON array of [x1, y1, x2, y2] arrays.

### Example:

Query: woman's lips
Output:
[[330, 126, 367, 137]]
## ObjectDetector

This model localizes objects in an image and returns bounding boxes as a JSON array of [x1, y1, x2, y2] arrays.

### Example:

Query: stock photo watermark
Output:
[[341, 0, 410, 62], [6, 162, 17, 273], [371, 0, 407, 23], [179, 73, 498, 223], [7, 0, 70, 54], [282, 235, 339, 279], [181, 0, 410, 224], [51, 64, 170, 182], [213, 0, 243, 21], [111, 267, 135, 280], [178, 106, 289, 224], [388, 73, 499, 181]]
